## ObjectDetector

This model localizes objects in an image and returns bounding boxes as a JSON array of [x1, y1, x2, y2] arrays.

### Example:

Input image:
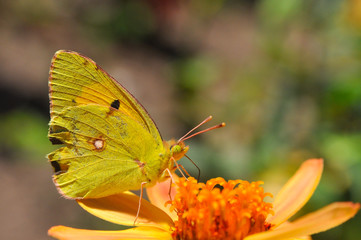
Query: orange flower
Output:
[[48, 159, 359, 240]]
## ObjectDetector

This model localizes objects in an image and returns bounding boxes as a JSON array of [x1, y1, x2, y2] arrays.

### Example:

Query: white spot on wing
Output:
[[94, 139, 104, 150]]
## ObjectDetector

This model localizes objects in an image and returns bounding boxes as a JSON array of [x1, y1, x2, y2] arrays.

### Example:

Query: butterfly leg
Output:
[[165, 168, 175, 202], [172, 157, 187, 179], [134, 181, 147, 225], [177, 164, 191, 178], [184, 154, 201, 181]]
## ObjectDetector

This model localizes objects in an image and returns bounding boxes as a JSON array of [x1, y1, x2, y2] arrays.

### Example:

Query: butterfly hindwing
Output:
[[48, 104, 168, 198]]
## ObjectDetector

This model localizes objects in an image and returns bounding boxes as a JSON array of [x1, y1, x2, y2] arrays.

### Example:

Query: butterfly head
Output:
[[170, 141, 189, 161]]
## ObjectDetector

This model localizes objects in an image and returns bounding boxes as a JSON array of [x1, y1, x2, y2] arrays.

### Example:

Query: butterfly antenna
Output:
[[185, 154, 201, 182], [178, 116, 214, 143], [180, 122, 226, 142]]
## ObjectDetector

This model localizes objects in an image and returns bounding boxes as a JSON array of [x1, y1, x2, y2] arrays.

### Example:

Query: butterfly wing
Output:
[[49, 50, 162, 144], [48, 51, 169, 199], [48, 104, 168, 198]]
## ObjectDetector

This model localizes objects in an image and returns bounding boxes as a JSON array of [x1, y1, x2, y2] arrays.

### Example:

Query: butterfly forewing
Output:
[[49, 50, 162, 143]]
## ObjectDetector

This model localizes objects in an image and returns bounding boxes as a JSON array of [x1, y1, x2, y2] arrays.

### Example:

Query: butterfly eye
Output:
[[171, 144, 182, 154]]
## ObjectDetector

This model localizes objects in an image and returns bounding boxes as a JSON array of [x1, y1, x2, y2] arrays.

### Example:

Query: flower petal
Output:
[[48, 225, 173, 240], [286, 237, 311, 240], [77, 191, 174, 230], [146, 175, 178, 221], [245, 202, 360, 240], [272, 222, 311, 240], [267, 159, 323, 226]]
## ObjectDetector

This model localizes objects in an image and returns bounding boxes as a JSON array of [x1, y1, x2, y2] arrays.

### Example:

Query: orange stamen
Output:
[[171, 177, 273, 240]]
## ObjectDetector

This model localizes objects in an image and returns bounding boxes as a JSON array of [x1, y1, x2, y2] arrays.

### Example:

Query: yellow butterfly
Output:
[[48, 50, 224, 201]]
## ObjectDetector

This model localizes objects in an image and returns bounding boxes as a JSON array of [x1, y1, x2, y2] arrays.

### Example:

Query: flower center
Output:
[[170, 177, 273, 240]]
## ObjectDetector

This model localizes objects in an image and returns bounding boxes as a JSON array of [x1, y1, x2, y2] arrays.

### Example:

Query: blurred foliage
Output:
[[80, 1, 156, 42], [0, 0, 360, 239], [0, 110, 53, 164]]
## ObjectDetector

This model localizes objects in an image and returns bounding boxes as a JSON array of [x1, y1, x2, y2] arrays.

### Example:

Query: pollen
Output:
[[171, 177, 274, 240]]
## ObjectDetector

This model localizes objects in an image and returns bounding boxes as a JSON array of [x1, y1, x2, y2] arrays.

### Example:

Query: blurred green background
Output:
[[0, 0, 360, 239]]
